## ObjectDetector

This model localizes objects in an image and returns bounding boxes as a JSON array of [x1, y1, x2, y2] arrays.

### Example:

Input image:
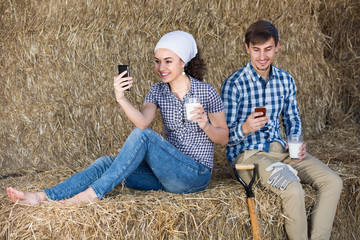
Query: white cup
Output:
[[185, 98, 201, 121], [287, 135, 303, 160]]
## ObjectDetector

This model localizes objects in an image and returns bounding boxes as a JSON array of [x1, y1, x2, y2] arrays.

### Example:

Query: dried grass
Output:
[[2, 0, 359, 174], [0, 0, 359, 239], [0, 123, 359, 239], [318, 0, 360, 125]]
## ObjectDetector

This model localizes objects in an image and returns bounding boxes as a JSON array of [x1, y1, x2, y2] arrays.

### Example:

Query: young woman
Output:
[[7, 31, 229, 205]]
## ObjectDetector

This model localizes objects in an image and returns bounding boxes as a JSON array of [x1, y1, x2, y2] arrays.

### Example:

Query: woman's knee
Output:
[[129, 128, 162, 142], [129, 128, 152, 139], [129, 127, 143, 137]]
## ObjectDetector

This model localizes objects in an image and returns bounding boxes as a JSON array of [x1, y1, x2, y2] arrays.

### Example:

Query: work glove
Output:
[[265, 162, 300, 190]]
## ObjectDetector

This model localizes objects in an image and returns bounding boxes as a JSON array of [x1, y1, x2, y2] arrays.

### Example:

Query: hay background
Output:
[[0, 0, 359, 239], [1, 0, 359, 175]]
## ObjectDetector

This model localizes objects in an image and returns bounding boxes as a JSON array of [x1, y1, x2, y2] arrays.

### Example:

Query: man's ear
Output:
[[275, 41, 280, 53], [245, 43, 250, 54]]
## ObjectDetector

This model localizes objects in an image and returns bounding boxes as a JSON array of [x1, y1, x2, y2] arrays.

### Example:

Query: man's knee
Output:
[[277, 180, 305, 202], [328, 172, 343, 194]]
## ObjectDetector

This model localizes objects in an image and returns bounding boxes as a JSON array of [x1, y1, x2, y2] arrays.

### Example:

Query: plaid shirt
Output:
[[220, 62, 302, 164], [144, 76, 224, 169]]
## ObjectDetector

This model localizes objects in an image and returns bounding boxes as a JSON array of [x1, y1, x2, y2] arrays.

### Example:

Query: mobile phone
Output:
[[254, 107, 266, 118], [118, 65, 130, 91]]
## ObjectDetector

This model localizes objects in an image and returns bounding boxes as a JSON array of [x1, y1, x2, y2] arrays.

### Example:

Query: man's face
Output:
[[245, 38, 279, 76]]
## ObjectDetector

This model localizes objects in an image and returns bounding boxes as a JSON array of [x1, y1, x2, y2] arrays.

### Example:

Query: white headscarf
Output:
[[154, 31, 198, 65]]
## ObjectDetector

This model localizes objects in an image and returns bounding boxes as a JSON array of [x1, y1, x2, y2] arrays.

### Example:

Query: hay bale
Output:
[[318, 0, 360, 124], [0, 164, 359, 239], [1, 124, 359, 239], [1, 0, 359, 238], [1, 0, 357, 175]]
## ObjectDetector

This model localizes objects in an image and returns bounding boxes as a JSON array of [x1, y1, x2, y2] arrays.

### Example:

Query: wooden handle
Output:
[[235, 163, 255, 171], [247, 197, 261, 240]]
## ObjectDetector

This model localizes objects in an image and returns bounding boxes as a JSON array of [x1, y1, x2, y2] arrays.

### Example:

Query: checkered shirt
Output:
[[220, 62, 302, 164], [144, 76, 224, 169]]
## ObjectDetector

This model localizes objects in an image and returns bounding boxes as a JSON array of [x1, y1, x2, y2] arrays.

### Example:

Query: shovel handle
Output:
[[234, 163, 261, 240], [235, 163, 255, 171], [247, 197, 261, 240]]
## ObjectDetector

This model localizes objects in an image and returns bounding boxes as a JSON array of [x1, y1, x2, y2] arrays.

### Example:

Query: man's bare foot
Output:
[[60, 187, 99, 205], [6, 187, 47, 206]]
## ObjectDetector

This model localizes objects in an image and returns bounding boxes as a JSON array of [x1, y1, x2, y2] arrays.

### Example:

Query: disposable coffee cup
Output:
[[185, 98, 201, 121], [287, 135, 303, 160]]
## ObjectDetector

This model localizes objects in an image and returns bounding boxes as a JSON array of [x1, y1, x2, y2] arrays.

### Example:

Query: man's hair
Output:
[[245, 20, 279, 47]]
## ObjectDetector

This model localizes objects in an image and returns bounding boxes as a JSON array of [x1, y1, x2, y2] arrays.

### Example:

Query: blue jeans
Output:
[[44, 128, 211, 200]]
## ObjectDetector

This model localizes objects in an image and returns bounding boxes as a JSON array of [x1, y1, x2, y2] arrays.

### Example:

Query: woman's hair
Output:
[[184, 48, 206, 81]]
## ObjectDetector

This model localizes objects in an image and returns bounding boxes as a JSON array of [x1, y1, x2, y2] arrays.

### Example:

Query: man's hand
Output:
[[242, 112, 269, 135], [286, 142, 307, 163]]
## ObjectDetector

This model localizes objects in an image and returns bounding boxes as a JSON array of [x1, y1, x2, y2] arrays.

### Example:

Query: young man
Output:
[[220, 20, 342, 240]]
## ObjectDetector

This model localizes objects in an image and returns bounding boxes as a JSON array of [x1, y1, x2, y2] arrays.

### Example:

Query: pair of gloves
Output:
[[265, 162, 300, 190]]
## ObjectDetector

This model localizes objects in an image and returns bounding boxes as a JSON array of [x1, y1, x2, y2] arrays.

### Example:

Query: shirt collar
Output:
[[188, 76, 197, 95], [247, 61, 275, 82], [160, 75, 197, 96]]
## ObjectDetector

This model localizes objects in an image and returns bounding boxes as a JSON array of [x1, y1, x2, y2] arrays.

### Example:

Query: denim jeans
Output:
[[44, 128, 211, 200]]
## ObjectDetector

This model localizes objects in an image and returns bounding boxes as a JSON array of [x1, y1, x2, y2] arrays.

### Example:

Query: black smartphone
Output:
[[118, 64, 130, 91]]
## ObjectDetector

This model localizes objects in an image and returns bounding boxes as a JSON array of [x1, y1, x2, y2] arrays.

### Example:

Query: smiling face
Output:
[[154, 48, 185, 84], [245, 37, 279, 79]]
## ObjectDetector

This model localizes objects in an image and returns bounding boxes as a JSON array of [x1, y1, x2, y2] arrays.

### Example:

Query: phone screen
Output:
[[118, 65, 130, 91]]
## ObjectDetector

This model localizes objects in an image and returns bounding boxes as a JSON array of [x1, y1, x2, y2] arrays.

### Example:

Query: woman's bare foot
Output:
[[6, 187, 47, 206], [60, 187, 99, 205]]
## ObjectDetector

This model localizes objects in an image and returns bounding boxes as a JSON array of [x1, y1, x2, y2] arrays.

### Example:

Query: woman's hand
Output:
[[114, 70, 133, 103], [190, 105, 210, 130]]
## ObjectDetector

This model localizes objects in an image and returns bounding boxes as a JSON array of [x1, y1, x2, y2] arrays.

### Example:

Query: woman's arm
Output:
[[114, 73, 157, 129], [117, 99, 157, 129], [204, 111, 229, 146]]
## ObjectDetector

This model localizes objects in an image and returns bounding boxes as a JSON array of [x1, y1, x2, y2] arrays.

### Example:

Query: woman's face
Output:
[[154, 48, 185, 84]]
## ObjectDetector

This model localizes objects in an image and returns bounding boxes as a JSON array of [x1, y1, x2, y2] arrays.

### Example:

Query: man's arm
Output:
[[281, 76, 302, 137], [220, 78, 247, 146], [221, 76, 269, 146]]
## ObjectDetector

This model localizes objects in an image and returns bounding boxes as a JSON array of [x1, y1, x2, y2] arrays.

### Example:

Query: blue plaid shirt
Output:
[[144, 76, 224, 169], [220, 62, 302, 164]]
